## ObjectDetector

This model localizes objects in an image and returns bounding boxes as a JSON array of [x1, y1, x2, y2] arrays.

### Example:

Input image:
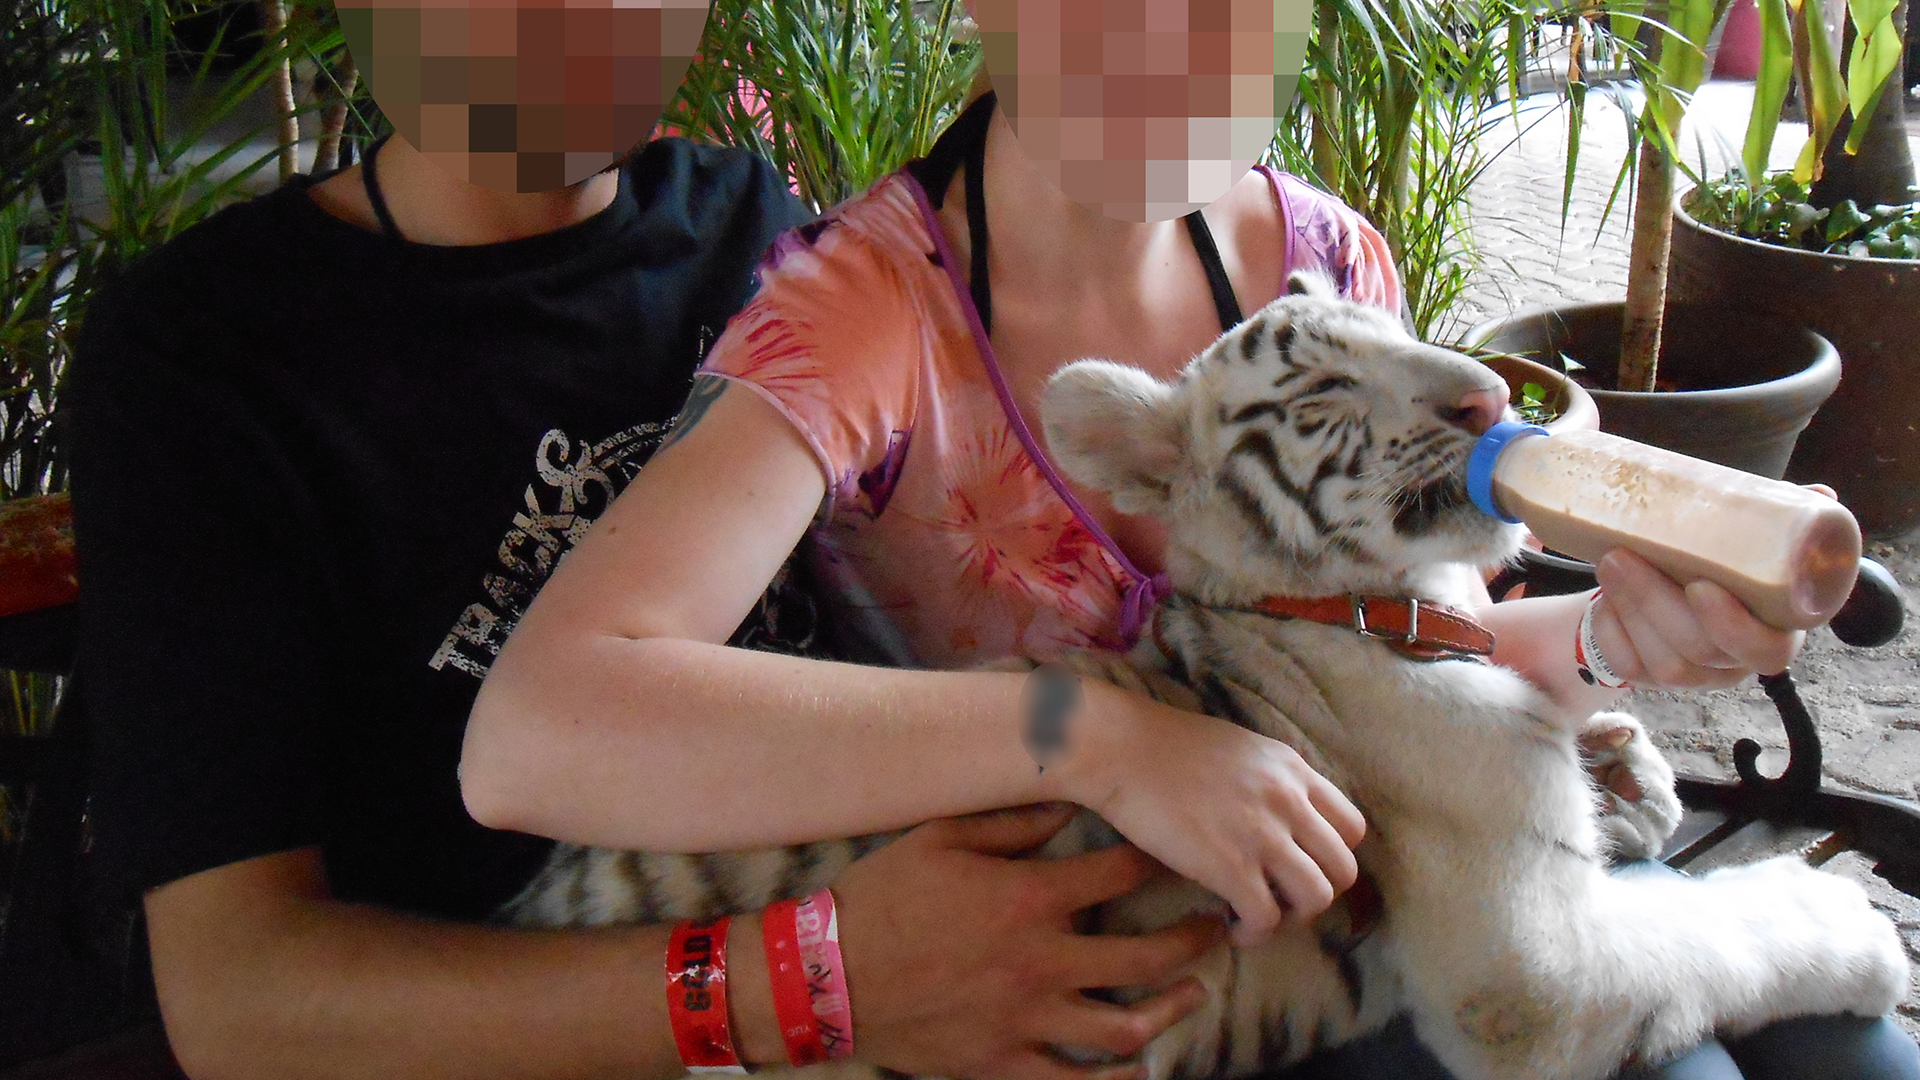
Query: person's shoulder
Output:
[[624, 138, 810, 228], [84, 181, 328, 348], [1259, 170, 1402, 311], [818, 172, 927, 242], [1260, 169, 1360, 225], [77, 183, 321, 361], [118, 181, 317, 289], [754, 173, 932, 284]]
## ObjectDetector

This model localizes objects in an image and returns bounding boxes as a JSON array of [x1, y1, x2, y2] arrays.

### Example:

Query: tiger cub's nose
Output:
[[1441, 387, 1508, 436]]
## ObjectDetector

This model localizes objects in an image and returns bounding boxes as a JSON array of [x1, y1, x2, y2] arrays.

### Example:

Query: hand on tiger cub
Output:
[[1055, 677, 1368, 949], [831, 803, 1224, 1080]]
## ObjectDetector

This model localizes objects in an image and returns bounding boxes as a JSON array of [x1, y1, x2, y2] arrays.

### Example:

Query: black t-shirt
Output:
[[68, 138, 815, 920]]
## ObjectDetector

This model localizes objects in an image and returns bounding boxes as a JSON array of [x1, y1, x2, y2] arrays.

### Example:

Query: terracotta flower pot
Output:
[[1464, 302, 1841, 480], [1667, 194, 1920, 536], [1477, 352, 1600, 435]]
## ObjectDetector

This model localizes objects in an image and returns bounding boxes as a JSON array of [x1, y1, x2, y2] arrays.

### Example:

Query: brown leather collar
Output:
[[1250, 594, 1495, 662]]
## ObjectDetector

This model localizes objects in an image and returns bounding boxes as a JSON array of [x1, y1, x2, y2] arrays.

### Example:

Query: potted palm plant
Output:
[[1667, 0, 1918, 534], [1472, 0, 1910, 515], [1271, 0, 1642, 428]]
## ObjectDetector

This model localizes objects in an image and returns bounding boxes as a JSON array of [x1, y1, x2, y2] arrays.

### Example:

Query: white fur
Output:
[[1033, 278, 1909, 1080], [508, 277, 1907, 1080]]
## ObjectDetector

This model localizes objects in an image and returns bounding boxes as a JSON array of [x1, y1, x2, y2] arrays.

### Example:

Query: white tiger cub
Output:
[[501, 272, 1908, 1080], [1031, 270, 1908, 1080]]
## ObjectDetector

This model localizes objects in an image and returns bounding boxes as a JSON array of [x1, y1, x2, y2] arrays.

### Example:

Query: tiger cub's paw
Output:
[[1579, 711, 1682, 861]]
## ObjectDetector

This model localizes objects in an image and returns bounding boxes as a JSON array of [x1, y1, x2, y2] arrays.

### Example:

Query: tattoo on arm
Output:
[[1021, 663, 1082, 773], [660, 374, 729, 452]]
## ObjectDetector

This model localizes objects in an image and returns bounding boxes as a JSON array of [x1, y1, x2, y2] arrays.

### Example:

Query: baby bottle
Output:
[[1466, 422, 1863, 631]]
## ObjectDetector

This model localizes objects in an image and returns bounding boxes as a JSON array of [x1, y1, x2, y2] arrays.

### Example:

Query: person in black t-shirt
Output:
[[69, 130, 1221, 1079], [74, 133, 808, 926]]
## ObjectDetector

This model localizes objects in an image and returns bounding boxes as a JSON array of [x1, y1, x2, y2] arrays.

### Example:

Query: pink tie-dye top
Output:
[[700, 166, 1402, 669]]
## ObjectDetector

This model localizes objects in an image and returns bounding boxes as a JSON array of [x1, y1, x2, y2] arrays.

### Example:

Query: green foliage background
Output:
[[0, 0, 1615, 791], [2, 0, 1626, 511]]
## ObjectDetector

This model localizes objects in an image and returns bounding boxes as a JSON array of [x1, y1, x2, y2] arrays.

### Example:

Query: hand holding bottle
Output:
[[1470, 424, 1862, 632]]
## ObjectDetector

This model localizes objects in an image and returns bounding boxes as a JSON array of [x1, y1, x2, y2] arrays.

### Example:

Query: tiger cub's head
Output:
[[1042, 271, 1526, 605]]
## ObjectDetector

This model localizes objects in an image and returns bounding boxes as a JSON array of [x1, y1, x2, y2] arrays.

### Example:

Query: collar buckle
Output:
[[1350, 596, 1422, 647]]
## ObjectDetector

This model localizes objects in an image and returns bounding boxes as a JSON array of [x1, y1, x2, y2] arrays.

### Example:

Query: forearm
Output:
[[465, 634, 1137, 852], [153, 883, 784, 1080], [1478, 588, 1628, 719]]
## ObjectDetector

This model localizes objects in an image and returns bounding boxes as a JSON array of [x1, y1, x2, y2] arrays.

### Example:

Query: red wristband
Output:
[[666, 917, 748, 1073], [763, 897, 824, 1065], [762, 889, 854, 1064]]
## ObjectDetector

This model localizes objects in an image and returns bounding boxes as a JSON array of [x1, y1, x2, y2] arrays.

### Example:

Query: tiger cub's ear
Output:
[[1286, 269, 1339, 298], [1041, 360, 1185, 517]]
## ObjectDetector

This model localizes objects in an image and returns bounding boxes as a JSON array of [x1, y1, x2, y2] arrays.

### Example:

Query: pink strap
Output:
[[898, 166, 1298, 646], [900, 172, 1175, 644]]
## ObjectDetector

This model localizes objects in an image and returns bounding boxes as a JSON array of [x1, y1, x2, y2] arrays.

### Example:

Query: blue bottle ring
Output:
[[1467, 420, 1550, 524]]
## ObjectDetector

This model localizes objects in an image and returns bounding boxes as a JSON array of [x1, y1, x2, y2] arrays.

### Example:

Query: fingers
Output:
[[1030, 978, 1209, 1060], [1268, 765, 1361, 922], [1595, 551, 1802, 686], [1304, 771, 1367, 850], [1681, 579, 1802, 675], [1259, 841, 1336, 923], [1290, 820, 1360, 901], [1215, 855, 1285, 947], [1219, 781, 1362, 945], [931, 803, 1081, 857], [1220, 852, 1329, 947], [1056, 917, 1226, 990], [1597, 552, 1739, 675], [1042, 842, 1170, 912]]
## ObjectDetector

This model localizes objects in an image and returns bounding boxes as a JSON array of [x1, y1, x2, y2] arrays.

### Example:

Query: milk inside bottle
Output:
[[1466, 422, 1862, 631]]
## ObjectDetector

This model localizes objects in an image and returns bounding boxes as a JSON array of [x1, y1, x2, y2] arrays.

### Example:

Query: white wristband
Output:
[[1575, 591, 1631, 689]]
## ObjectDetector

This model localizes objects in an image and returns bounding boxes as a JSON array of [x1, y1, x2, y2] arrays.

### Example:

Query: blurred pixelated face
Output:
[[336, 0, 711, 193], [973, 0, 1311, 222]]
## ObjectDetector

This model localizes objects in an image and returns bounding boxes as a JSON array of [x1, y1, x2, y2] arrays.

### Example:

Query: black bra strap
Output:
[[907, 91, 997, 211], [964, 113, 992, 335], [1183, 210, 1244, 333], [908, 92, 998, 332], [361, 132, 405, 243], [910, 89, 1244, 339]]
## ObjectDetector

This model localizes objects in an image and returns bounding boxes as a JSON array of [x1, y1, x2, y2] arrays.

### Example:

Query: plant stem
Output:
[[314, 54, 358, 176], [1619, 114, 1674, 393], [261, 0, 298, 183], [1310, 0, 1341, 187]]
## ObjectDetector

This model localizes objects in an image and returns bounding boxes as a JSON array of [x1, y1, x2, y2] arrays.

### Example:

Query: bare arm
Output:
[[148, 815, 1219, 1080], [146, 848, 744, 1080], [463, 378, 1365, 942], [463, 378, 1090, 850]]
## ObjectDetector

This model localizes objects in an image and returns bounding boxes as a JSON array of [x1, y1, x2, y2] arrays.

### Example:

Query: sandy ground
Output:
[[1460, 77, 1920, 1038]]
